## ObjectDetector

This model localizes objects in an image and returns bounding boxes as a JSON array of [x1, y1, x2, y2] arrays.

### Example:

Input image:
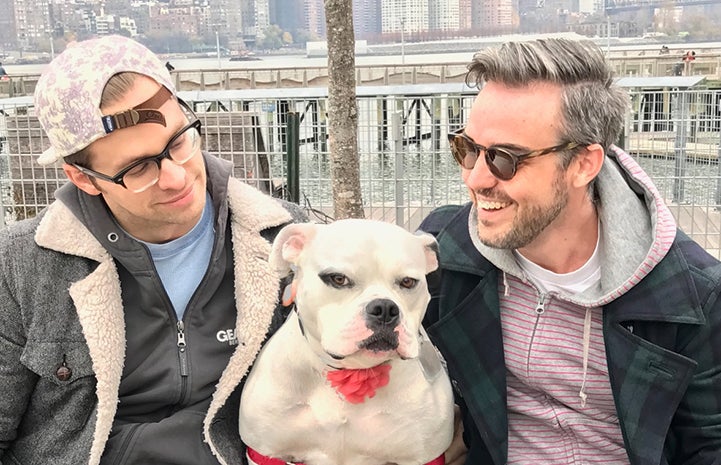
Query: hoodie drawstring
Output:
[[579, 307, 592, 408], [503, 271, 510, 297]]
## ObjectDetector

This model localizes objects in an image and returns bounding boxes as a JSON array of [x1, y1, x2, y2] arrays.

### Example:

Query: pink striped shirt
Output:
[[500, 276, 629, 464]]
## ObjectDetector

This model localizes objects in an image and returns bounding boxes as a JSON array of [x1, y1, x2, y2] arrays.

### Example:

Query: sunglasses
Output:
[[448, 128, 580, 181]]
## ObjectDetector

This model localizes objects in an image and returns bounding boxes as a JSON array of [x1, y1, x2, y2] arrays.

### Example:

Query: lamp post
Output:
[[400, 18, 405, 66], [606, 15, 611, 54], [215, 30, 221, 69]]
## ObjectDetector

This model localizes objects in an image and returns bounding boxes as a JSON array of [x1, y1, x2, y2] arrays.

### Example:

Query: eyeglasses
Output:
[[73, 117, 203, 194], [447, 128, 580, 181]]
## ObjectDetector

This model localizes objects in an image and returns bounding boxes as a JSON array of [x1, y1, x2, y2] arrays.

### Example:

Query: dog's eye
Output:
[[398, 277, 418, 289], [320, 272, 353, 289]]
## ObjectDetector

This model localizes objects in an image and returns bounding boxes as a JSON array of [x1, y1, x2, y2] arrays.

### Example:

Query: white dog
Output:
[[239, 219, 454, 465]]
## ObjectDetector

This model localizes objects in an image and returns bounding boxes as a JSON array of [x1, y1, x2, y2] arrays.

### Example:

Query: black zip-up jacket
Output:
[[0, 153, 306, 465]]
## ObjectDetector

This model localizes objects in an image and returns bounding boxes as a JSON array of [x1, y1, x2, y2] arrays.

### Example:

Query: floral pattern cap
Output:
[[34, 35, 176, 165]]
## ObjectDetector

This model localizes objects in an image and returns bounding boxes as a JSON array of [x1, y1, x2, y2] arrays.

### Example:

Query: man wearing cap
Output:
[[0, 35, 305, 465]]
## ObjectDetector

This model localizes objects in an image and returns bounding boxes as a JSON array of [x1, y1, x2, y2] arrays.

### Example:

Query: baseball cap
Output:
[[34, 35, 176, 166]]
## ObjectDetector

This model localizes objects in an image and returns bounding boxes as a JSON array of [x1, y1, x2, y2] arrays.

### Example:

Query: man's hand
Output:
[[444, 404, 467, 465]]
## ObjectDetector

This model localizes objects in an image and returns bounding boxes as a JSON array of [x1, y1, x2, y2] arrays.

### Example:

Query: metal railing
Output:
[[2, 84, 721, 257], [2, 50, 720, 98]]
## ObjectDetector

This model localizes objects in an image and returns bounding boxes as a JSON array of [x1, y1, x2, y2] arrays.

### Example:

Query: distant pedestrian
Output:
[[0, 62, 8, 80]]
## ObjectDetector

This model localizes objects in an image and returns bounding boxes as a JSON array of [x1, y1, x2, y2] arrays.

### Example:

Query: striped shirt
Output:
[[500, 274, 630, 464]]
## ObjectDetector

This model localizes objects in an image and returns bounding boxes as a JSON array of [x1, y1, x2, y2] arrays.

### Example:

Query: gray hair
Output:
[[466, 38, 629, 157]]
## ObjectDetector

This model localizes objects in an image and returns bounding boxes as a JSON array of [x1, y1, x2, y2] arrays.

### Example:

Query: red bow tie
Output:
[[326, 363, 392, 404]]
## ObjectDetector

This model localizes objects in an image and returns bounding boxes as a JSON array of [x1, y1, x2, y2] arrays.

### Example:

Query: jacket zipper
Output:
[[110, 423, 148, 465], [177, 320, 189, 403], [535, 295, 546, 315], [526, 292, 547, 377]]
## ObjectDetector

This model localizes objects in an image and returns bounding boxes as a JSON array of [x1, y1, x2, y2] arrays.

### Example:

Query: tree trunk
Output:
[[324, 0, 364, 219]]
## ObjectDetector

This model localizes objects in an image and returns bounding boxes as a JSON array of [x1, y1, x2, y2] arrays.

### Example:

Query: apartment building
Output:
[[241, 0, 269, 44], [475, 0, 515, 32], [13, 0, 52, 50], [429, 0, 460, 31], [458, 0, 471, 30], [304, 0, 326, 39], [381, 0, 429, 34], [5, 0, 713, 52], [0, 0, 16, 51], [353, 0, 381, 39], [148, 2, 209, 37]]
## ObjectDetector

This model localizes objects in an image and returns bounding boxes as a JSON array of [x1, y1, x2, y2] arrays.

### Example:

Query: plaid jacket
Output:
[[420, 203, 721, 465]]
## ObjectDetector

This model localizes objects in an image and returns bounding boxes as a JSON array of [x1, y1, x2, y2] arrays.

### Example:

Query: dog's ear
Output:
[[415, 232, 439, 274], [270, 222, 318, 275]]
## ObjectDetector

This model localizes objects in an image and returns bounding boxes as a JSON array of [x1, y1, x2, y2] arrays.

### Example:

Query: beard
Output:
[[476, 169, 568, 250]]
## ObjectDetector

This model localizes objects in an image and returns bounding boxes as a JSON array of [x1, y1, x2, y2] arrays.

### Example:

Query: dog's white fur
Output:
[[239, 219, 454, 465]]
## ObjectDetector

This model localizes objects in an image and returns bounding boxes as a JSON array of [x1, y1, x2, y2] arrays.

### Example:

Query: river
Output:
[[1, 50, 477, 76]]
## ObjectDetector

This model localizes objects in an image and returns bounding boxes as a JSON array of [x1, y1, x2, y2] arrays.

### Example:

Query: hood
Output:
[[469, 145, 677, 308]]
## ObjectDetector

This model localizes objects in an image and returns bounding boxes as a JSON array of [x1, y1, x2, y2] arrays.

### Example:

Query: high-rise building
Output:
[[381, 0, 429, 34], [242, 0, 269, 42], [429, 0, 460, 32], [303, 0, 325, 38], [208, 0, 243, 42], [353, 0, 381, 39], [12, 0, 52, 50], [269, 0, 305, 35], [148, 2, 208, 37], [0, 0, 17, 50], [458, 0, 471, 30], [475, 0, 514, 33]]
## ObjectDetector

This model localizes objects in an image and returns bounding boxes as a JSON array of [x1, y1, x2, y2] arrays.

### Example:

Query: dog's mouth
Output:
[[324, 330, 399, 361], [358, 330, 399, 353]]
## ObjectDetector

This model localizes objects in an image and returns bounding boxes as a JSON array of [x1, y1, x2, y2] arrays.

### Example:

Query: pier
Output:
[[2, 41, 721, 98]]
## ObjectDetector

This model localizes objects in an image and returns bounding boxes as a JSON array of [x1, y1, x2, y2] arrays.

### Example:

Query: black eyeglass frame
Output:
[[447, 128, 580, 181], [72, 100, 202, 192]]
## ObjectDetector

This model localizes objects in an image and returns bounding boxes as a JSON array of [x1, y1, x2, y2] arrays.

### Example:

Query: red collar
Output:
[[247, 446, 304, 465], [246, 446, 444, 465]]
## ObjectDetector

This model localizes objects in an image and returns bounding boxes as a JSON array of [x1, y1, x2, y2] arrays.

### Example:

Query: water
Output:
[[2, 51, 476, 76], [6, 37, 721, 77]]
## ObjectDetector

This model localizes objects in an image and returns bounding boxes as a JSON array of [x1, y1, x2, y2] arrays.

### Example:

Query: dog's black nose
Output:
[[365, 298, 400, 327]]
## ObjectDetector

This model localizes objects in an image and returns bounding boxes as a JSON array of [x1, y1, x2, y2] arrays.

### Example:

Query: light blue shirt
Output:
[[143, 192, 215, 319]]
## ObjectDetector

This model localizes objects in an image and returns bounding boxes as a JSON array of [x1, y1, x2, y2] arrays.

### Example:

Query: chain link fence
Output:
[[2, 84, 721, 256]]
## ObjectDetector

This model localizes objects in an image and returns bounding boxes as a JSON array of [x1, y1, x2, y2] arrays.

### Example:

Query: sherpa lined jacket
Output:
[[0, 155, 303, 465], [420, 147, 721, 465]]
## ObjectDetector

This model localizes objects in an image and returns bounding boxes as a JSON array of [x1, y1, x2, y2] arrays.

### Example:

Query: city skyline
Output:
[[1, 0, 720, 55]]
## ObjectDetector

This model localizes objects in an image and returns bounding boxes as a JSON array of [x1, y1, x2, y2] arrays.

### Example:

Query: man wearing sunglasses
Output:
[[420, 38, 721, 465], [0, 36, 305, 465]]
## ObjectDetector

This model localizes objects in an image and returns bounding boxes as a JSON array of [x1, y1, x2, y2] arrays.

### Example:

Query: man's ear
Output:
[[62, 163, 102, 196], [571, 143, 605, 190]]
